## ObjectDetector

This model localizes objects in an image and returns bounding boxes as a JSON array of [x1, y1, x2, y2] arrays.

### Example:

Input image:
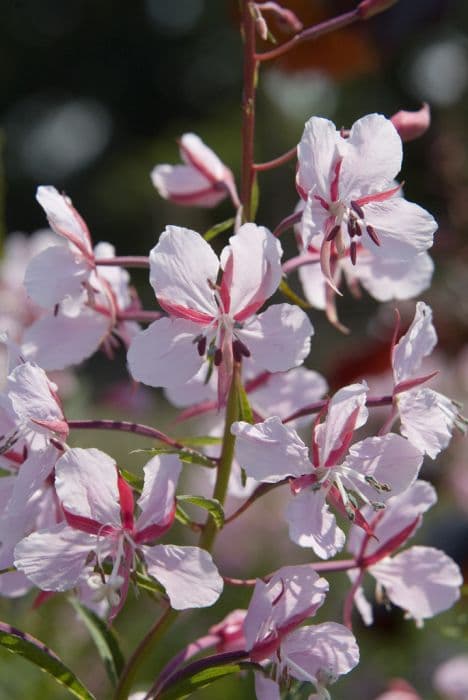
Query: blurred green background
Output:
[[1, 1, 468, 698]]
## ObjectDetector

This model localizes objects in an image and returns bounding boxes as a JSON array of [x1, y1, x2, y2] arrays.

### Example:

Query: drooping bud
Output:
[[390, 103, 431, 142], [357, 0, 399, 20]]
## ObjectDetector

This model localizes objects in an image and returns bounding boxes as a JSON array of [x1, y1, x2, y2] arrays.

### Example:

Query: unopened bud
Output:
[[390, 103, 431, 142], [357, 0, 399, 20]]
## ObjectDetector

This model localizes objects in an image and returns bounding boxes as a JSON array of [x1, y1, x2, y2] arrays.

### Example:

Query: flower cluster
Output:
[[0, 6, 465, 698]]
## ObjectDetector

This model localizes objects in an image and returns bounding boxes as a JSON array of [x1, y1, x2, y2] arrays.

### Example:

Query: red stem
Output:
[[253, 145, 297, 172], [224, 558, 360, 587], [255, 9, 359, 62], [241, 1, 258, 221], [67, 419, 184, 449], [96, 256, 150, 268], [282, 251, 320, 275]]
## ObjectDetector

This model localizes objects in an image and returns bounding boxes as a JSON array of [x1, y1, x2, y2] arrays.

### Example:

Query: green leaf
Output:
[[177, 495, 224, 529], [237, 381, 254, 424], [279, 279, 311, 310], [131, 448, 216, 469], [158, 663, 243, 700], [119, 468, 144, 492], [250, 174, 260, 221], [69, 599, 125, 687], [178, 436, 222, 447], [0, 621, 95, 699], [203, 217, 235, 242]]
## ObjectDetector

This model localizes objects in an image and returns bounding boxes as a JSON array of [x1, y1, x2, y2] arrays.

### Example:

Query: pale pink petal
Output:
[[298, 259, 327, 309], [397, 388, 458, 458], [364, 198, 437, 260], [142, 544, 223, 609], [2, 445, 59, 548], [136, 454, 181, 533], [347, 570, 374, 625], [393, 302, 437, 383], [356, 252, 434, 302], [36, 186, 93, 258], [55, 448, 121, 527], [237, 304, 313, 372], [7, 363, 66, 436], [254, 674, 280, 700], [283, 622, 359, 684], [14, 522, 96, 591], [347, 480, 436, 558], [340, 114, 402, 200], [24, 245, 90, 308], [164, 364, 216, 407], [151, 165, 227, 207], [94, 242, 132, 309], [149, 226, 219, 318], [22, 309, 111, 370], [252, 367, 328, 426], [297, 117, 340, 197], [344, 434, 423, 502], [231, 416, 310, 482], [370, 546, 462, 624], [286, 490, 345, 559], [179, 133, 227, 182], [433, 654, 468, 700], [319, 383, 368, 467], [127, 317, 204, 388], [0, 543, 33, 597], [220, 224, 282, 319], [244, 565, 329, 652]]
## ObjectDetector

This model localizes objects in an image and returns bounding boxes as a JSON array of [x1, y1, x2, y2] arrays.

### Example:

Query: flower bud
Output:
[[357, 0, 399, 20], [390, 104, 430, 142]]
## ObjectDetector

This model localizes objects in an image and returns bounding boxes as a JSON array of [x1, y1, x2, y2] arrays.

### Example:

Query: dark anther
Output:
[[366, 224, 381, 246], [214, 348, 223, 366], [326, 224, 341, 242], [54, 304, 60, 317], [197, 336, 207, 356], [350, 200, 364, 219], [233, 339, 251, 362], [350, 241, 357, 265]]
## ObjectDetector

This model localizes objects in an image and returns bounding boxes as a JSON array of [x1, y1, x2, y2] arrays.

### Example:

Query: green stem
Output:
[[199, 365, 240, 552], [114, 606, 179, 700]]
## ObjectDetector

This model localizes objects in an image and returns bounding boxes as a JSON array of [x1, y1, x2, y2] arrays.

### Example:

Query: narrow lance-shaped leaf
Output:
[[203, 217, 235, 242], [69, 598, 125, 687], [279, 279, 311, 310], [177, 495, 225, 529], [0, 621, 95, 700], [131, 448, 217, 469]]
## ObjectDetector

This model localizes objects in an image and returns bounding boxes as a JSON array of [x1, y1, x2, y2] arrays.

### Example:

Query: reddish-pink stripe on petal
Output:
[[362, 517, 421, 567], [63, 508, 118, 536], [330, 158, 342, 202], [157, 298, 215, 325], [324, 405, 362, 467], [118, 473, 135, 532], [354, 182, 402, 207], [135, 502, 176, 544]]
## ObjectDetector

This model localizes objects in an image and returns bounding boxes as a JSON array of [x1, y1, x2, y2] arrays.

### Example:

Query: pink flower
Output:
[[151, 133, 239, 208], [391, 302, 464, 458], [14, 448, 223, 619], [244, 565, 359, 699], [128, 224, 313, 403], [293, 202, 434, 328], [232, 383, 423, 559], [347, 481, 463, 626], [22, 188, 138, 370], [296, 114, 437, 288]]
